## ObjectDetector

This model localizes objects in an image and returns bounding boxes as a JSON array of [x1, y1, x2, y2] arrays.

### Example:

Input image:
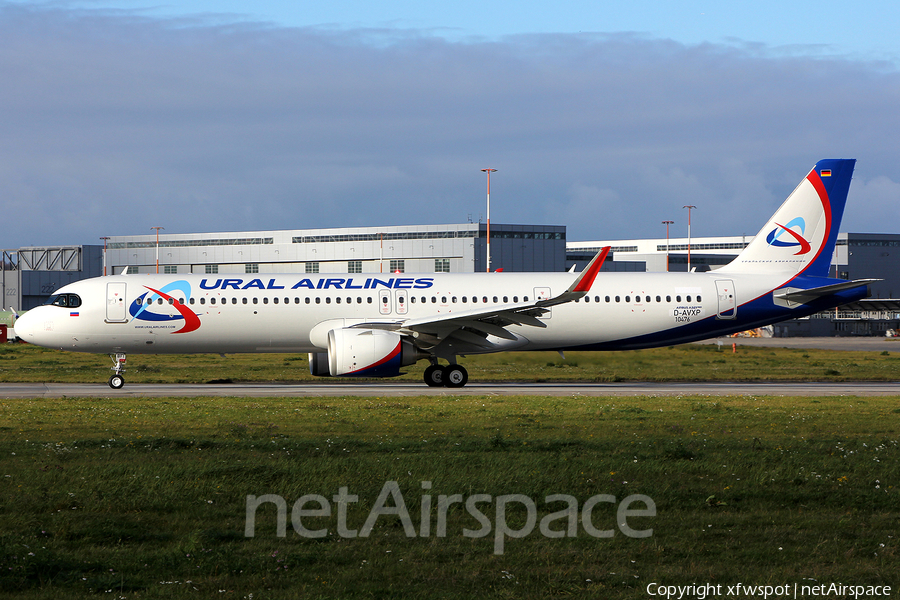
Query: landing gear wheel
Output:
[[424, 364, 444, 387], [443, 365, 468, 388], [108, 374, 125, 390]]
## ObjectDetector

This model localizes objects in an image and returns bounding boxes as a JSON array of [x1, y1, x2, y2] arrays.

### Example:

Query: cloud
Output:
[[1, 3, 898, 249]]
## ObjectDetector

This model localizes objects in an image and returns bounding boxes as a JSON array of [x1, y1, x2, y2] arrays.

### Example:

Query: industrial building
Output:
[[567, 233, 900, 336], [4, 224, 899, 336]]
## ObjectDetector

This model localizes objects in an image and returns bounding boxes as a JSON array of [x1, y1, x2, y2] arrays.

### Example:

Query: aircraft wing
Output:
[[351, 247, 610, 349]]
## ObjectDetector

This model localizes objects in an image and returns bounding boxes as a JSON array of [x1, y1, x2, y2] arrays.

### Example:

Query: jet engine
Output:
[[308, 328, 423, 377]]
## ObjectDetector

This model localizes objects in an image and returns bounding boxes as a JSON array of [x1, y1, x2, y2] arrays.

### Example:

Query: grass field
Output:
[[1, 391, 898, 599], [0, 344, 898, 598]]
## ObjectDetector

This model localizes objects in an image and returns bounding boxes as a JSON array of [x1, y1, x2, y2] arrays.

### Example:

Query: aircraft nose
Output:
[[12, 310, 36, 343]]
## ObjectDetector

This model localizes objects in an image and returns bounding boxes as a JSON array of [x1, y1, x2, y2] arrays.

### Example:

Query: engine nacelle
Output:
[[324, 328, 422, 377]]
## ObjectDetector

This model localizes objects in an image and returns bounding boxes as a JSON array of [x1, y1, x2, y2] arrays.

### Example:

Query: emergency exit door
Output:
[[106, 282, 128, 323], [715, 280, 736, 320]]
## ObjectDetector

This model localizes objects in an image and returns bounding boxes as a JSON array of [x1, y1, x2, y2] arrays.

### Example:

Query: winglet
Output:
[[569, 246, 610, 293], [536, 247, 610, 308]]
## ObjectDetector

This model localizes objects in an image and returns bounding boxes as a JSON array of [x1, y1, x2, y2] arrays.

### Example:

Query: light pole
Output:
[[100, 237, 109, 276], [682, 206, 696, 272], [481, 168, 497, 273], [661, 221, 674, 272], [151, 226, 164, 274]]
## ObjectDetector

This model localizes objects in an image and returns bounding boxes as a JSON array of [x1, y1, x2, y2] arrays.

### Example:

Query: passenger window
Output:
[[367, 297, 373, 304], [656, 296, 661, 302], [441, 296, 447, 304], [451, 297, 456, 303], [513, 296, 519, 302], [503, 296, 508, 303], [666, 296, 671, 302], [158, 298, 164, 305], [305, 298, 310, 304], [605, 296, 610, 302], [493, 296, 498, 303], [615, 296, 620, 302], [625, 296, 630, 302], [325, 297, 331, 304], [524, 296, 529, 302], [585, 296, 590, 303], [686, 295, 692, 302], [335, 298, 341, 304], [357, 297, 362, 304], [676, 295, 682, 302], [315, 298, 320, 304], [274, 297, 280, 304], [200, 298, 206, 305], [254, 298, 259, 304], [697, 295, 702, 302], [462, 297, 467, 303]]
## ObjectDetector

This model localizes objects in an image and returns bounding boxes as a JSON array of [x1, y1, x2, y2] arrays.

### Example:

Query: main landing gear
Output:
[[108, 353, 126, 389], [423, 362, 468, 388]]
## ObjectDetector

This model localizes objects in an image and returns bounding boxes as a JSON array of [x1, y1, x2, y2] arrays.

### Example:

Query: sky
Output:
[[2, 0, 899, 249]]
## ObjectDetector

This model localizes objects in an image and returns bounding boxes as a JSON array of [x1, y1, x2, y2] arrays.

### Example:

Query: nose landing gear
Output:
[[108, 353, 126, 389]]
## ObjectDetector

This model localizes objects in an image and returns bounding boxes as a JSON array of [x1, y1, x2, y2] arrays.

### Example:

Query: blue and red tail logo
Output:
[[129, 280, 201, 333], [765, 217, 812, 255]]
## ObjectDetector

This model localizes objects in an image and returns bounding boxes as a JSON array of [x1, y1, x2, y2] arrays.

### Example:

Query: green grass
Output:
[[0, 393, 898, 598], [2, 342, 900, 383]]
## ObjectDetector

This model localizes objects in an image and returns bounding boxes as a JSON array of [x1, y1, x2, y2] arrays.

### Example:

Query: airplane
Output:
[[13, 159, 877, 389]]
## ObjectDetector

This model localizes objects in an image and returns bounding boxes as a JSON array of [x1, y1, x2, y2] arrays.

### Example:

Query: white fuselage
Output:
[[14, 270, 779, 355]]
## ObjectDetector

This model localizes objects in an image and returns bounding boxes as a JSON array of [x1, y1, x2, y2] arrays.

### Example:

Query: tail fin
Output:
[[722, 159, 855, 278]]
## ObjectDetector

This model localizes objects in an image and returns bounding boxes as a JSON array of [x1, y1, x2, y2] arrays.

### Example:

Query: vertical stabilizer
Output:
[[722, 159, 855, 278]]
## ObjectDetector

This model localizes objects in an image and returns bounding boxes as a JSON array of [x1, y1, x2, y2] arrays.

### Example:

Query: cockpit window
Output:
[[45, 294, 81, 308]]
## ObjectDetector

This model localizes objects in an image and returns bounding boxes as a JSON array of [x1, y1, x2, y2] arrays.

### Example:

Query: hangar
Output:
[[4, 224, 899, 337]]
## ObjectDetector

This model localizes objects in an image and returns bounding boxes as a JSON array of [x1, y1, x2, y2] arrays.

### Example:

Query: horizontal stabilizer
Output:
[[773, 279, 879, 307]]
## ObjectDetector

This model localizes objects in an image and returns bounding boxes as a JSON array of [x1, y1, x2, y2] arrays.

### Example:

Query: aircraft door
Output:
[[106, 282, 128, 323], [534, 287, 551, 318], [395, 290, 408, 315], [715, 280, 736, 320], [379, 290, 392, 315]]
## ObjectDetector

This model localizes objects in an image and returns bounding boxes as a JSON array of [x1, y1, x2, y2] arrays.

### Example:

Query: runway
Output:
[[2, 380, 900, 398]]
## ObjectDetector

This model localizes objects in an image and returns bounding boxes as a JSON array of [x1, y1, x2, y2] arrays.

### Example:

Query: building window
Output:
[[164, 265, 177, 274], [389, 259, 405, 273], [306, 262, 319, 274], [435, 258, 450, 273], [205, 264, 219, 274], [348, 260, 362, 274], [246, 263, 259, 273]]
